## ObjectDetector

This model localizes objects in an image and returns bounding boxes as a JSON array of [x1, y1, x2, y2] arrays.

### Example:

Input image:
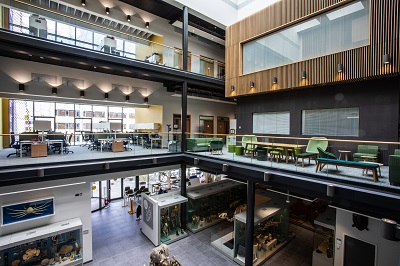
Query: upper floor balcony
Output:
[[1, 132, 400, 194], [0, 2, 225, 81]]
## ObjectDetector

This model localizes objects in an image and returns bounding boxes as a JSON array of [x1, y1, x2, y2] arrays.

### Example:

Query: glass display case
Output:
[[141, 192, 188, 246], [0, 218, 82, 266], [312, 207, 336, 266], [186, 180, 246, 233], [233, 196, 292, 266]]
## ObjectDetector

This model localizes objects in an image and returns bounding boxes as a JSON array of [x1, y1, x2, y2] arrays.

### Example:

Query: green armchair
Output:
[[209, 140, 224, 154], [353, 145, 379, 162], [242, 135, 258, 157], [389, 149, 400, 186]]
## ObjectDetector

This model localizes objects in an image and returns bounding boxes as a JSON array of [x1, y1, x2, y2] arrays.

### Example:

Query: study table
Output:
[[242, 141, 306, 164], [98, 138, 130, 152], [20, 140, 64, 157]]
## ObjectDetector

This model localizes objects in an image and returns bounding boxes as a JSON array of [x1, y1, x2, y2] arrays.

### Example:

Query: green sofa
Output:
[[353, 145, 379, 162], [187, 138, 224, 152], [389, 149, 400, 186]]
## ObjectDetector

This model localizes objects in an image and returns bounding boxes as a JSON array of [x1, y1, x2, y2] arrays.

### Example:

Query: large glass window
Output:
[[242, 0, 369, 74], [302, 107, 359, 136], [253, 111, 290, 135], [9, 100, 139, 144]]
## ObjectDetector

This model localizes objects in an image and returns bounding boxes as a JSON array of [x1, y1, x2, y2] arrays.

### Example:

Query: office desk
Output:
[[242, 141, 306, 164], [150, 137, 162, 149], [20, 140, 64, 157], [98, 138, 129, 152]]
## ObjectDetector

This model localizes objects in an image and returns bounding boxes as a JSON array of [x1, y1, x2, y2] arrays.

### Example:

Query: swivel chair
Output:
[[7, 132, 27, 157]]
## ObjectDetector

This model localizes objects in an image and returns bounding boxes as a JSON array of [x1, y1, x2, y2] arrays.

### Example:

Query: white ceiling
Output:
[[162, 0, 281, 27]]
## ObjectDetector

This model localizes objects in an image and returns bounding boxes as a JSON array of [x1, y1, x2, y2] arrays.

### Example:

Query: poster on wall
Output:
[[1, 197, 55, 226], [143, 197, 153, 229]]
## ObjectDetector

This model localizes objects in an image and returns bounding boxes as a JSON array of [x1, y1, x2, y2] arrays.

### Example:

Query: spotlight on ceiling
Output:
[[80, 90, 85, 97], [81, 0, 85, 6], [52, 87, 57, 95], [230, 85, 235, 91], [272, 77, 277, 84], [19, 84, 25, 92], [301, 70, 307, 79], [105, 93, 109, 99], [145, 22, 150, 28], [250, 81, 255, 88], [144, 97, 149, 103], [126, 95, 130, 102], [105, 7, 110, 15], [127, 15, 131, 22]]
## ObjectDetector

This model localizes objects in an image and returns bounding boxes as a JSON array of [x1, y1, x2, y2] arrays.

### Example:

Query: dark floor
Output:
[[87, 199, 313, 266]]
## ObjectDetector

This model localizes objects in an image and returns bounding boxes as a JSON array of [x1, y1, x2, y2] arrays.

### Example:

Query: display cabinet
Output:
[[233, 195, 292, 266], [0, 218, 83, 266], [186, 180, 246, 233], [141, 192, 188, 246], [312, 207, 336, 266]]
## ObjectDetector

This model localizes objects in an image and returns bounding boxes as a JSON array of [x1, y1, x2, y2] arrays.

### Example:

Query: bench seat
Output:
[[315, 158, 380, 182]]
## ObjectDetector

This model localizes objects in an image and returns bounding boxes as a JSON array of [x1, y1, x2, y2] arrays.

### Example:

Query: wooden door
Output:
[[203, 60, 214, 77], [217, 120, 228, 143], [203, 120, 214, 135]]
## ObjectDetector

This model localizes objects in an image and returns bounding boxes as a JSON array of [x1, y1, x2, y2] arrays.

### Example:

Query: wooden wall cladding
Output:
[[225, 0, 400, 97]]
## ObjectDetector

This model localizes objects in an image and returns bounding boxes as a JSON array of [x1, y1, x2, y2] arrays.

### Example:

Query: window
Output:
[[242, 0, 369, 74], [302, 107, 359, 136], [253, 112, 290, 135]]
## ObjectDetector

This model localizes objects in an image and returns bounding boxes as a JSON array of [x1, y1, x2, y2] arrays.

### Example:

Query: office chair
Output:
[[7, 132, 27, 157], [63, 133, 74, 154]]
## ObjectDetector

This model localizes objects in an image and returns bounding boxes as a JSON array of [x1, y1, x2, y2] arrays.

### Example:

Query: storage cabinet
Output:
[[0, 218, 83, 266]]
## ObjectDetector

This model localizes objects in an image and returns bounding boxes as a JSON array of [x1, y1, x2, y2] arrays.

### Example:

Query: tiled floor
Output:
[[88, 199, 313, 266]]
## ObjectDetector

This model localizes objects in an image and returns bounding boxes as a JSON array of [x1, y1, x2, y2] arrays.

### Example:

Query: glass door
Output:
[[91, 182, 100, 212], [110, 178, 122, 200], [100, 180, 109, 208]]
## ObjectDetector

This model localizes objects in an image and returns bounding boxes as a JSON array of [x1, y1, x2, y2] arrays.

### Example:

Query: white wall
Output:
[[0, 56, 236, 140], [335, 208, 400, 266], [0, 180, 92, 263]]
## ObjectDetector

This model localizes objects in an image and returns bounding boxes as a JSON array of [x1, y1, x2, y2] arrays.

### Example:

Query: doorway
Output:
[[200, 115, 214, 137], [173, 114, 191, 140], [217, 117, 229, 143]]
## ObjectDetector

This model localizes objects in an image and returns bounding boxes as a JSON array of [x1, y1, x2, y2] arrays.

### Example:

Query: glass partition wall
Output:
[[9, 99, 136, 144]]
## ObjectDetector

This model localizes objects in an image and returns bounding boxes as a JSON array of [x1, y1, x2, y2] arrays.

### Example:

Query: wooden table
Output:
[[338, 150, 351, 160], [242, 141, 306, 164]]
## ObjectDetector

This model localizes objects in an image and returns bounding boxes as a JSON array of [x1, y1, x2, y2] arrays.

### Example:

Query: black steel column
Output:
[[180, 162, 187, 227], [135, 175, 139, 189], [181, 6, 188, 152], [245, 180, 255, 266]]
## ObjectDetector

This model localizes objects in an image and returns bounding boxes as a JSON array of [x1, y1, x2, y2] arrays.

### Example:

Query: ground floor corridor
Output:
[[87, 198, 313, 266]]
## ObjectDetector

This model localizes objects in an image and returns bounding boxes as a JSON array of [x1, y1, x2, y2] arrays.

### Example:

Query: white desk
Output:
[[20, 140, 64, 157]]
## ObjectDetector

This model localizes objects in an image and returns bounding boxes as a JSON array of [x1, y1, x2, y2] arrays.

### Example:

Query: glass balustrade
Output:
[[1, 5, 225, 79], [184, 132, 400, 192], [2, 131, 398, 192]]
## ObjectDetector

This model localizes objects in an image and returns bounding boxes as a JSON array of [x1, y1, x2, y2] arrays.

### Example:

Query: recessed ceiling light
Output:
[[40, 56, 44, 59], [93, 66, 97, 69]]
